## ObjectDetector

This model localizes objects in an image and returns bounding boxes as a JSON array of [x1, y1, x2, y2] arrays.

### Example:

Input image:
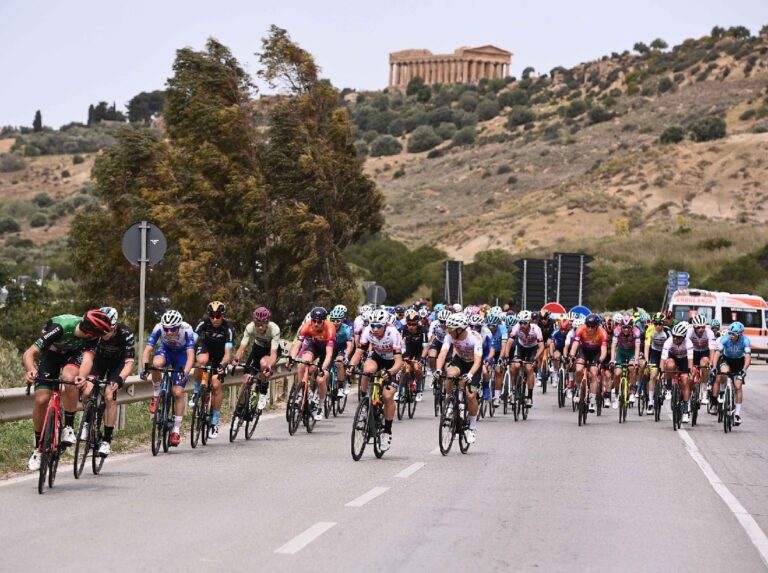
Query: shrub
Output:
[[496, 165, 512, 175], [659, 125, 685, 144], [459, 92, 479, 112], [476, 99, 500, 121], [369, 135, 402, 157], [698, 237, 733, 250], [29, 213, 48, 228], [72, 154, 85, 165], [565, 99, 587, 118], [426, 148, 443, 159], [362, 129, 379, 144], [403, 110, 428, 132], [416, 86, 432, 103], [32, 192, 54, 207], [354, 140, 369, 157], [61, 169, 71, 178], [427, 106, 454, 127], [406, 76, 424, 96], [498, 89, 529, 108], [506, 106, 536, 128], [435, 122, 456, 140], [506, 175, 518, 184], [0, 153, 25, 172], [740, 109, 757, 121], [658, 77, 674, 93], [452, 110, 478, 129], [407, 125, 442, 153], [589, 106, 613, 124], [0, 216, 21, 234], [388, 117, 406, 136], [452, 126, 476, 146], [689, 116, 726, 142]]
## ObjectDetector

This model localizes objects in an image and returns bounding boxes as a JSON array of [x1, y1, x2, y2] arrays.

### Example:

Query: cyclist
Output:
[[400, 308, 428, 401], [610, 315, 641, 408], [506, 310, 544, 407], [712, 321, 751, 426], [549, 317, 571, 397], [468, 313, 494, 403], [192, 301, 234, 439], [329, 306, 354, 396], [82, 307, 135, 457], [537, 311, 555, 387], [688, 314, 716, 406], [234, 306, 281, 411], [644, 312, 670, 414], [434, 313, 482, 444], [426, 308, 451, 371], [347, 309, 403, 451], [393, 305, 406, 329], [141, 310, 196, 447], [598, 314, 619, 405], [23, 309, 112, 471], [353, 306, 372, 347], [487, 312, 509, 407], [289, 307, 335, 420], [569, 313, 608, 413], [711, 319, 722, 339], [661, 321, 694, 423]]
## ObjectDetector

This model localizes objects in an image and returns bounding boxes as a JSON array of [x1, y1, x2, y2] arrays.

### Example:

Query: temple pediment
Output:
[[458, 45, 513, 57]]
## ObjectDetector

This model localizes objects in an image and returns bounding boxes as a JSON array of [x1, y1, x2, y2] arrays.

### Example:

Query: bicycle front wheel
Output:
[[351, 397, 370, 461], [287, 384, 302, 436], [151, 407, 162, 456], [200, 387, 210, 446], [190, 394, 202, 448], [38, 409, 56, 494], [408, 393, 417, 419], [373, 407, 386, 459], [439, 397, 456, 455], [724, 384, 733, 434], [74, 403, 93, 478], [92, 404, 106, 475]]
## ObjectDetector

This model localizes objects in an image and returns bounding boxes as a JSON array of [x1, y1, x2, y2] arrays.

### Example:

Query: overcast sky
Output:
[[1, 0, 766, 128]]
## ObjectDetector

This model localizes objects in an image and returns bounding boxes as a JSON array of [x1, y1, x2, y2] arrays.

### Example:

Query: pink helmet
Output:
[[621, 314, 634, 327], [252, 306, 271, 322]]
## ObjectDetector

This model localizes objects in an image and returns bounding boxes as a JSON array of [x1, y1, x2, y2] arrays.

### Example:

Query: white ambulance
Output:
[[668, 288, 768, 358]]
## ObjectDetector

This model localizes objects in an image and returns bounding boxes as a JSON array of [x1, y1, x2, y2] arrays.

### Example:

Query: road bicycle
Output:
[[616, 362, 633, 424], [147, 365, 185, 456], [397, 358, 419, 420], [325, 361, 348, 418], [510, 359, 534, 422], [665, 370, 685, 431], [351, 369, 390, 461], [229, 365, 266, 442], [438, 374, 472, 456], [556, 357, 568, 408], [636, 362, 650, 417], [575, 361, 600, 427], [74, 375, 114, 478], [286, 357, 323, 435], [191, 364, 220, 448], [718, 370, 744, 434], [432, 368, 445, 417]]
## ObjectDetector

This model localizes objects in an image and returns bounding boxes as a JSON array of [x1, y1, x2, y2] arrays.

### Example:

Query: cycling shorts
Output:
[[693, 349, 710, 367], [245, 344, 271, 370], [576, 347, 601, 365], [668, 355, 690, 374], [367, 353, 395, 373], [719, 356, 745, 377], [648, 348, 663, 368], [513, 344, 537, 363], [154, 346, 189, 386], [299, 339, 329, 364], [35, 350, 83, 390], [92, 357, 126, 385], [448, 356, 482, 386], [615, 348, 635, 367]]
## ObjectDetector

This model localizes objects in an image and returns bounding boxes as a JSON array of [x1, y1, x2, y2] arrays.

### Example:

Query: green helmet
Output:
[[329, 307, 346, 321]]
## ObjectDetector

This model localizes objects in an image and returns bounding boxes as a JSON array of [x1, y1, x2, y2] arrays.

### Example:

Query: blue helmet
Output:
[[728, 322, 744, 336], [711, 319, 721, 329], [505, 314, 518, 328], [486, 313, 502, 327], [434, 303, 445, 312]]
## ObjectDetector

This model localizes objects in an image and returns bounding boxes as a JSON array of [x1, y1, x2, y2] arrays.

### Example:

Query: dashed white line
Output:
[[345, 486, 389, 507], [274, 522, 337, 554], [395, 462, 425, 478]]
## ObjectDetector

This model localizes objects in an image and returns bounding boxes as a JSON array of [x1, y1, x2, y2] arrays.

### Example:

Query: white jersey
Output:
[[353, 315, 366, 336], [509, 323, 543, 348], [687, 325, 715, 352], [565, 329, 576, 347], [359, 325, 402, 360], [661, 336, 693, 361], [428, 320, 448, 343], [443, 330, 483, 362]]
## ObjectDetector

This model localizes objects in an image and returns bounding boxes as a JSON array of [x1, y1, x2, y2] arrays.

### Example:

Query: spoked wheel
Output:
[[337, 387, 348, 415], [304, 398, 317, 434], [439, 397, 456, 456], [723, 384, 733, 434], [637, 386, 645, 417], [246, 404, 261, 440], [521, 384, 529, 421], [373, 407, 386, 459], [488, 387, 496, 418], [577, 386, 584, 427], [458, 408, 471, 454], [190, 394, 202, 448], [397, 391, 406, 420], [230, 393, 245, 442], [287, 384, 302, 436], [48, 448, 59, 489], [92, 409, 106, 475], [618, 379, 627, 424], [541, 364, 548, 393], [557, 369, 566, 408], [512, 385, 519, 422], [571, 378, 577, 412], [161, 395, 172, 453], [502, 370, 511, 415], [671, 384, 680, 431], [151, 408, 162, 456], [38, 410, 55, 494], [351, 397, 370, 461], [332, 389, 339, 418], [200, 388, 210, 446], [408, 393, 417, 419], [74, 404, 93, 478]]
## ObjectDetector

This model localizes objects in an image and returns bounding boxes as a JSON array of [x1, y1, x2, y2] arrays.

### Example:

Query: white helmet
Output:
[[490, 305, 502, 315], [362, 310, 372, 322], [612, 313, 623, 323], [161, 310, 183, 328], [468, 313, 484, 326], [418, 308, 428, 319], [359, 304, 372, 314], [100, 306, 118, 327], [517, 310, 532, 322], [370, 309, 388, 325], [452, 303, 463, 312], [387, 313, 396, 325], [691, 314, 708, 327], [573, 318, 585, 328], [672, 321, 689, 337], [446, 313, 468, 330], [437, 309, 451, 322], [333, 304, 348, 315]]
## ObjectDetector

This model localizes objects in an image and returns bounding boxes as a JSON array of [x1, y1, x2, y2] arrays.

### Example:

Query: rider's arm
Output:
[[78, 350, 96, 379], [22, 344, 40, 382], [435, 338, 450, 372], [184, 348, 195, 375]]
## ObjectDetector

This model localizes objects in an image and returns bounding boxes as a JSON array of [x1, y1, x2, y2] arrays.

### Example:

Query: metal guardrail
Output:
[[0, 361, 297, 426]]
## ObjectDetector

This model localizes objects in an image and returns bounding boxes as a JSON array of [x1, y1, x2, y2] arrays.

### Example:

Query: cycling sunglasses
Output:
[[209, 312, 224, 319], [311, 318, 324, 324], [163, 326, 179, 332], [518, 320, 530, 326], [330, 318, 342, 324], [406, 321, 419, 327], [370, 322, 385, 329]]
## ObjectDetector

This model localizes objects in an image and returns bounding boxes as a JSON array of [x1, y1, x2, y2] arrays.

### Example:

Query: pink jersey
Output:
[[509, 323, 543, 348]]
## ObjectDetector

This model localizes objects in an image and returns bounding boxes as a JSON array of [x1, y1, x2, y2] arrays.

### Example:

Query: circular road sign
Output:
[[121, 222, 167, 267]]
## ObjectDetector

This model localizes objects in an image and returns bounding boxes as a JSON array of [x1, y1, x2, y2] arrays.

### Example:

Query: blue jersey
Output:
[[146, 322, 196, 352], [478, 326, 493, 359], [551, 329, 568, 352], [717, 334, 750, 359], [489, 324, 508, 352], [334, 323, 353, 348]]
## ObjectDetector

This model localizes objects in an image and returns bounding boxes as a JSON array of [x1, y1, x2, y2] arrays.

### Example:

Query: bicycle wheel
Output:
[[577, 383, 584, 427], [91, 403, 106, 475], [671, 384, 680, 431], [287, 383, 302, 436], [557, 368, 566, 408], [373, 407, 386, 459], [521, 382, 529, 421], [618, 377, 627, 424], [408, 392, 417, 419], [229, 388, 246, 442], [337, 385, 348, 415], [200, 387, 210, 446], [48, 413, 61, 489], [161, 393, 172, 453], [512, 381, 519, 422], [397, 389, 406, 420], [304, 393, 317, 434], [190, 393, 202, 448], [541, 364, 548, 393], [351, 396, 370, 461], [245, 398, 261, 440], [37, 409, 55, 494], [653, 380, 662, 422], [502, 370, 511, 415], [151, 406, 162, 456], [458, 405, 471, 454], [637, 382, 645, 417], [596, 378, 603, 417], [74, 402, 93, 478], [433, 379, 441, 417], [723, 383, 733, 434], [581, 398, 588, 426], [439, 397, 456, 455]]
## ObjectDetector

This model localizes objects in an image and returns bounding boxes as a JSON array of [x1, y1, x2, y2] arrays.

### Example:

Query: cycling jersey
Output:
[[297, 320, 336, 350], [509, 324, 543, 348], [573, 326, 607, 351], [146, 322, 196, 351], [550, 329, 569, 352], [96, 323, 135, 363], [240, 321, 281, 350], [716, 334, 751, 359], [661, 336, 693, 361], [34, 315, 96, 354], [334, 322, 353, 353], [428, 320, 448, 343], [443, 330, 483, 362], [613, 326, 640, 351], [359, 325, 402, 360], [645, 326, 670, 352], [353, 315, 367, 336], [687, 325, 716, 352], [400, 324, 428, 358], [488, 324, 508, 353], [194, 317, 235, 352], [539, 320, 555, 342]]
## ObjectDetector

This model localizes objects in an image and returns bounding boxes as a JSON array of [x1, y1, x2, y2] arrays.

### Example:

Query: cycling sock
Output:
[[527, 388, 533, 399], [649, 390, 654, 402], [735, 403, 742, 415], [493, 389, 500, 399], [469, 415, 477, 430], [458, 390, 464, 402], [173, 416, 182, 432], [152, 383, 160, 397], [211, 409, 220, 426], [34, 431, 40, 447], [384, 419, 393, 433], [64, 412, 75, 427], [104, 426, 114, 442]]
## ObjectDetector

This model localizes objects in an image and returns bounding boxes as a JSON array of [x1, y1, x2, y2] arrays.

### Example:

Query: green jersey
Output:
[[240, 321, 281, 350], [34, 314, 96, 354]]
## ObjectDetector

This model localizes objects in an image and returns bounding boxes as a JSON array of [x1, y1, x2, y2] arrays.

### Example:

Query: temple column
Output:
[[388, 63, 393, 88]]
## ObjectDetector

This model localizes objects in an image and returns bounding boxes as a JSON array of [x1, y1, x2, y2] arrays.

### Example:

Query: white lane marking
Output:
[[429, 447, 441, 455], [345, 486, 390, 507], [395, 462, 425, 478], [676, 425, 768, 566], [274, 522, 337, 554]]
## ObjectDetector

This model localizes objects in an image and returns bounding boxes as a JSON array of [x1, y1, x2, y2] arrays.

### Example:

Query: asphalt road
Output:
[[2, 366, 768, 572]]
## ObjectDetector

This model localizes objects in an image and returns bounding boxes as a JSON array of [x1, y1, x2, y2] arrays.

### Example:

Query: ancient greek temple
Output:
[[388, 45, 512, 90]]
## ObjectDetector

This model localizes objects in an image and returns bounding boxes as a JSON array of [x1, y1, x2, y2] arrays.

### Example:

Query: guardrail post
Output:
[[117, 404, 126, 430]]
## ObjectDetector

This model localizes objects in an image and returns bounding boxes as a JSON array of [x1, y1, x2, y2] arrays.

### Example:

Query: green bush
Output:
[[506, 106, 536, 128], [739, 109, 757, 121], [452, 126, 476, 146], [416, 86, 432, 103], [476, 99, 500, 121], [496, 165, 512, 175], [565, 99, 587, 118], [0, 153, 26, 172], [388, 117, 406, 136], [32, 192, 54, 208], [369, 135, 402, 157], [659, 125, 685, 144], [0, 216, 21, 234], [452, 110, 478, 128], [658, 77, 674, 93], [403, 110, 428, 132], [589, 106, 613, 124], [72, 154, 85, 165], [435, 122, 456, 140], [29, 213, 48, 228], [498, 89, 529, 108], [61, 169, 71, 178], [362, 129, 379, 143], [407, 125, 442, 153], [689, 115, 726, 142], [406, 76, 425, 96], [354, 140, 369, 157], [458, 92, 478, 112], [427, 106, 454, 127], [698, 237, 733, 250]]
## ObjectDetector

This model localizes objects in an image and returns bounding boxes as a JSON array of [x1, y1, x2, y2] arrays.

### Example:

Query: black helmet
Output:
[[585, 313, 600, 328], [310, 307, 328, 321]]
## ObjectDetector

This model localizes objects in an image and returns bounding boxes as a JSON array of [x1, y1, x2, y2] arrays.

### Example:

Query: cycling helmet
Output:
[[394, 305, 405, 314], [652, 312, 665, 324], [362, 310, 372, 322], [434, 303, 445, 312], [711, 319, 721, 329], [613, 313, 623, 323], [505, 314, 519, 328], [531, 311, 541, 322], [620, 315, 634, 327], [437, 309, 451, 322], [418, 308, 428, 319], [728, 321, 745, 336], [333, 304, 348, 316], [207, 301, 226, 315], [161, 310, 183, 328], [541, 311, 551, 320], [310, 307, 328, 321], [691, 314, 708, 327], [573, 318, 585, 328], [252, 306, 271, 322], [387, 313, 396, 325], [329, 307, 346, 321], [99, 306, 118, 327], [452, 303, 463, 312], [369, 309, 388, 325], [490, 305, 502, 315], [359, 304, 372, 314], [468, 313, 484, 327], [559, 318, 571, 331], [404, 309, 419, 321], [446, 313, 468, 330], [584, 314, 600, 328], [81, 309, 112, 336], [486, 313, 502, 327], [640, 312, 650, 322], [517, 310, 532, 322], [672, 321, 689, 337]]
